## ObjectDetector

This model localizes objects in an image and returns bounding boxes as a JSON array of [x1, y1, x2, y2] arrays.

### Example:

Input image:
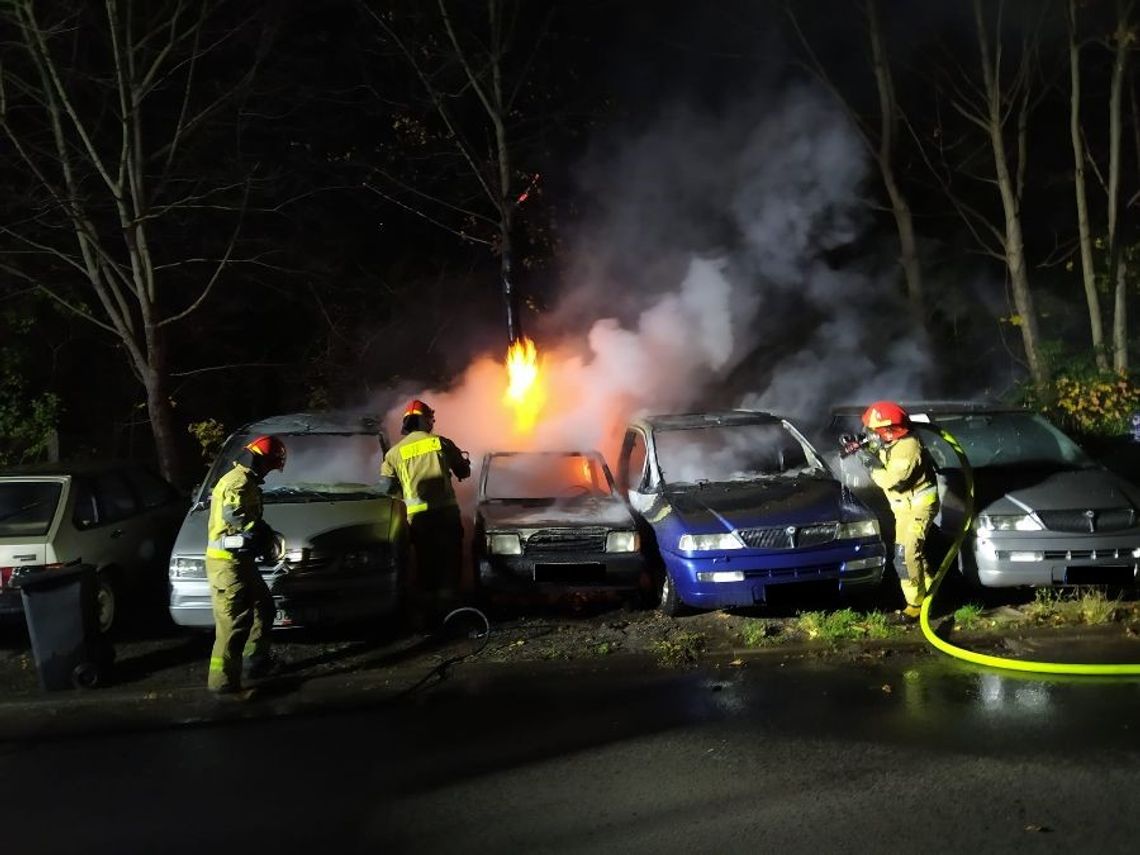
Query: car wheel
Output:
[[659, 570, 687, 617], [96, 572, 119, 635]]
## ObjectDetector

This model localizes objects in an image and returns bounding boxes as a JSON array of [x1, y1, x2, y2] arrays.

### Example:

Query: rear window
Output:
[[0, 481, 63, 538], [484, 454, 613, 500]]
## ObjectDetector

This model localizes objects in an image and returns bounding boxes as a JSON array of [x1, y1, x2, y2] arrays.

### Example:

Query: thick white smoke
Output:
[[380, 84, 934, 503]]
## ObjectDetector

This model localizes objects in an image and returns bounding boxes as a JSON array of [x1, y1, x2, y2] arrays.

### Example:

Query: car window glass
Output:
[[626, 433, 648, 490], [126, 467, 176, 509], [0, 481, 63, 538], [485, 454, 612, 500], [95, 471, 138, 523], [926, 413, 1093, 469], [71, 479, 99, 530], [654, 423, 823, 484]]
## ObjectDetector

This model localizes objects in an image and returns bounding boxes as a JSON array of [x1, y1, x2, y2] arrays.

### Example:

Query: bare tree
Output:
[[1068, 0, 1109, 370], [359, 0, 555, 344], [918, 0, 1048, 390], [788, 0, 925, 319], [1104, 0, 1135, 373], [0, 0, 270, 481]]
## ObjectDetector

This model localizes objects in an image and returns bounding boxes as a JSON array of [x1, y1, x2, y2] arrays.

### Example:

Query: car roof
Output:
[[237, 410, 387, 437], [634, 410, 784, 431], [0, 460, 153, 478], [829, 400, 1024, 417]]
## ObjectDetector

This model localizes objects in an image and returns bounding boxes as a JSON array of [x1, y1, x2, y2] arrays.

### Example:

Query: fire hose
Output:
[[850, 424, 1140, 676]]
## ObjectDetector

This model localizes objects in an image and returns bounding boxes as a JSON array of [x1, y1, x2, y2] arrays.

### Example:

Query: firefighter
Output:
[[204, 434, 285, 694], [860, 401, 940, 619], [381, 399, 471, 626]]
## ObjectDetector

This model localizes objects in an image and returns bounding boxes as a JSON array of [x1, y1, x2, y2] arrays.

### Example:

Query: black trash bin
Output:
[[13, 564, 113, 691]]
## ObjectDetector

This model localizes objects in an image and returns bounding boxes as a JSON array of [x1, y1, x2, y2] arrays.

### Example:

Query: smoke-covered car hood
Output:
[[478, 496, 636, 531], [661, 476, 866, 533], [172, 496, 401, 556], [965, 466, 1140, 515]]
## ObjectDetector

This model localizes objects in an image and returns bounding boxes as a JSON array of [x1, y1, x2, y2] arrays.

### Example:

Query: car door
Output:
[[617, 429, 655, 514], [123, 466, 185, 571], [90, 469, 145, 577]]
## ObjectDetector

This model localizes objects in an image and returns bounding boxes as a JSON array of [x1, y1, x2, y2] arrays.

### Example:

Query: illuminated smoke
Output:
[[381, 84, 934, 501]]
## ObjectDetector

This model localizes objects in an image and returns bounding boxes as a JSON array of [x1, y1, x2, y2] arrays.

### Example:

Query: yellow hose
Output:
[[915, 425, 1140, 675]]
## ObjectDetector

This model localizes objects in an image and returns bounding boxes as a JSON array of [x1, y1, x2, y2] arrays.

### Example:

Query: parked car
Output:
[[615, 411, 886, 615], [474, 450, 648, 601], [168, 411, 409, 630], [824, 402, 1140, 588], [0, 462, 185, 633]]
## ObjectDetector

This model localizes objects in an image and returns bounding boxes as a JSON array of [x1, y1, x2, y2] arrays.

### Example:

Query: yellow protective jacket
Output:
[[869, 435, 939, 510], [206, 462, 264, 560], [381, 430, 470, 518]]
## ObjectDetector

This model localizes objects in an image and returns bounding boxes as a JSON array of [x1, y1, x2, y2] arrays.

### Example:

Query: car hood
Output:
[[478, 497, 635, 530], [172, 497, 400, 556], [969, 466, 1140, 514], [662, 477, 860, 532]]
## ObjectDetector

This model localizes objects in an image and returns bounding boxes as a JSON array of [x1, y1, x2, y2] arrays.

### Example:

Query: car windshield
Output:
[[207, 433, 387, 503], [922, 412, 1095, 470], [483, 453, 613, 501], [0, 481, 63, 538], [654, 422, 822, 485]]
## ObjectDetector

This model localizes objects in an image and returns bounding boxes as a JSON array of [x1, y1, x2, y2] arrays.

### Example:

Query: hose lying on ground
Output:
[[916, 424, 1140, 676]]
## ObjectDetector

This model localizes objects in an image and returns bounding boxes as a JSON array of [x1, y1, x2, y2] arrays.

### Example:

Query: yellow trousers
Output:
[[205, 557, 274, 692], [892, 503, 938, 609]]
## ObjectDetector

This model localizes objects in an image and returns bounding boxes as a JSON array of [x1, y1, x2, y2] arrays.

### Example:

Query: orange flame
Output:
[[503, 336, 545, 433]]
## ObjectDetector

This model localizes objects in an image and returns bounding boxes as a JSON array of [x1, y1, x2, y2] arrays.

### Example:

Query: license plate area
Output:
[[1064, 565, 1136, 585], [533, 563, 606, 584]]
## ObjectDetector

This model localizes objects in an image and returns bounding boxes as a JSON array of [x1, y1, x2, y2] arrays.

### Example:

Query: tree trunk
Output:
[[143, 332, 181, 485], [1069, 0, 1109, 369], [1108, 1, 1133, 373]]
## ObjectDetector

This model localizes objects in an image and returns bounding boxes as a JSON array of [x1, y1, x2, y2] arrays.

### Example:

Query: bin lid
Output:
[[10, 564, 93, 591]]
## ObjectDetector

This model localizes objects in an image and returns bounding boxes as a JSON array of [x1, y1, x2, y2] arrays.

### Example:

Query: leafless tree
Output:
[[1103, 0, 1135, 373], [0, 0, 271, 481]]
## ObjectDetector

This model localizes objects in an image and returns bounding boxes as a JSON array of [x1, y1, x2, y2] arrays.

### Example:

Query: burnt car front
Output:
[[474, 451, 646, 597]]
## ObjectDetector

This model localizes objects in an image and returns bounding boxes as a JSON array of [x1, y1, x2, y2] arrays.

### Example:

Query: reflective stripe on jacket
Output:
[[870, 435, 939, 510], [380, 430, 469, 518], [206, 463, 263, 560]]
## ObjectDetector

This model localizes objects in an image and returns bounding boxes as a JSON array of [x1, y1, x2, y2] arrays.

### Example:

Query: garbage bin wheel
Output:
[[71, 662, 102, 690]]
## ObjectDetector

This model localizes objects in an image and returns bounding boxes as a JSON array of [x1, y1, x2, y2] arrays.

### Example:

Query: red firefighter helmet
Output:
[[861, 401, 910, 441], [244, 434, 287, 470], [403, 399, 435, 419]]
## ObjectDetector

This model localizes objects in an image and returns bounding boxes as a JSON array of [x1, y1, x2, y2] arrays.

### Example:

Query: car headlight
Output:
[[838, 519, 880, 539], [169, 556, 206, 579], [605, 531, 640, 553], [678, 533, 744, 552], [488, 533, 522, 555], [976, 513, 1043, 532]]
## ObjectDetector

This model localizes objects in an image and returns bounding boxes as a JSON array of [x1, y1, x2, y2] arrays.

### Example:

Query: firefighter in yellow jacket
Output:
[[205, 434, 285, 693], [381, 399, 471, 624], [861, 401, 940, 619]]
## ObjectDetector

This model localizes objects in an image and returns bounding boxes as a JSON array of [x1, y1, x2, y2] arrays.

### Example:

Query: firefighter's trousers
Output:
[[890, 499, 940, 609], [409, 505, 463, 620], [205, 556, 274, 692]]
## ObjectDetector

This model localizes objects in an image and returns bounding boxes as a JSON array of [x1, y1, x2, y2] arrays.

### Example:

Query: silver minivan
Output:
[[0, 462, 185, 632], [826, 403, 1140, 588], [168, 411, 409, 630]]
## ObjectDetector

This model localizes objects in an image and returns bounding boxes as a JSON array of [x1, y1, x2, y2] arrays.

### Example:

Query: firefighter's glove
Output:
[[249, 519, 284, 563], [839, 434, 864, 458], [858, 450, 884, 470]]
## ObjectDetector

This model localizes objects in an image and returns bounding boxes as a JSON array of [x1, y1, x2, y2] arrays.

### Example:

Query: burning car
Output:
[[168, 412, 408, 630], [826, 402, 1140, 588], [616, 411, 885, 615], [474, 451, 647, 600]]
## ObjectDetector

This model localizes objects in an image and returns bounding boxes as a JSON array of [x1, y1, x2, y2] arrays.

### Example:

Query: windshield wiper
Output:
[[0, 500, 45, 524]]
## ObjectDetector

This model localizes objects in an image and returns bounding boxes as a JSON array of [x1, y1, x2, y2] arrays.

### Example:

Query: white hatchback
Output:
[[0, 463, 186, 633]]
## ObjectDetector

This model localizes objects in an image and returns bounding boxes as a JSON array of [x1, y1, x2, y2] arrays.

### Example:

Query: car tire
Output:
[[659, 570, 688, 617], [96, 571, 119, 635]]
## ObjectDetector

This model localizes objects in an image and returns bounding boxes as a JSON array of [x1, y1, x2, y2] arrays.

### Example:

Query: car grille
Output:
[[1042, 548, 1134, 561], [736, 523, 838, 550], [1037, 508, 1137, 533], [525, 527, 608, 554]]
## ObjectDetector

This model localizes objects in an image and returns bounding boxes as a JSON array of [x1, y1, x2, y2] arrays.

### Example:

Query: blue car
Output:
[[615, 411, 885, 615]]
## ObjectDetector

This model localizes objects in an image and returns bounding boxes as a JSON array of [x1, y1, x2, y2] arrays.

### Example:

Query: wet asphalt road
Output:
[[2, 654, 1139, 854]]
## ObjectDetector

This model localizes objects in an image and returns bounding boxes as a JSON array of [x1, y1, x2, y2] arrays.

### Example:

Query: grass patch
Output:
[[1025, 587, 1120, 625], [651, 631, 706, 666], [739, 619, 781, 648], [953, 603, 985, 631], [794, 608, 899, 643], [593, 641, 615, 656]]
